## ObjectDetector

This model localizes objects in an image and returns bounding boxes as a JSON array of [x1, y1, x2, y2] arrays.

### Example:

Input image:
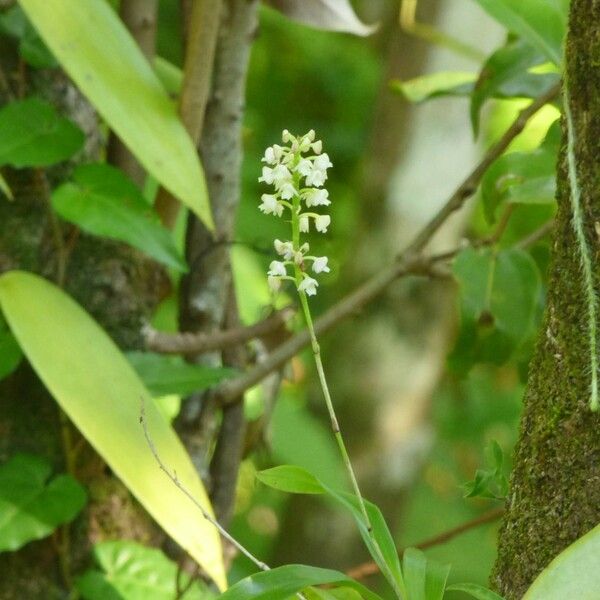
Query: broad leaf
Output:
[[257, 465, 405, 596], [470, 0, 568, 65], [19, 0, 213, 229], [447, 583, 506, 600], [390, 72, 476, 103], [126, 352, 235, 397], [0, 98, 84, 167], [449, 248, 541, 373], [481, 121, 560, 222], [76, 540, 212, 600], [219, 564, 382, 600], [523, 523, 600, 599], [0, 453, 86, 552], [52, 164, 187, 272], [264, 0, 376, 36], [0, 271, 226, 589], [256, 465, 325, 495], [470, 39, 559, 136]]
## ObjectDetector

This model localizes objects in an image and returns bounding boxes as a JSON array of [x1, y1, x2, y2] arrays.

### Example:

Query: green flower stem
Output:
[[290, 172, 404, 599]]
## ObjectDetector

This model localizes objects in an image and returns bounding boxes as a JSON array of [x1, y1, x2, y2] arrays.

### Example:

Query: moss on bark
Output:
[[492, 1, 600, 597]]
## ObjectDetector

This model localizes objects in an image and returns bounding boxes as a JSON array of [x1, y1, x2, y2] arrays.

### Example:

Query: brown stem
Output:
[[209, 285, 247, 525], [346, 507, 504, 580], [107, 0, 158, 184], [154, 0, 223, 228], [144, 307, 294, 354]]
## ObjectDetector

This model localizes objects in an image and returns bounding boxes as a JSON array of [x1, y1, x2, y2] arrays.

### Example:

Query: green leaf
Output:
[[304, 588, 364, 600], [403, 548, 427, 600], [219, 565, 382, 600], [424, 557, 451, 600], [401, 547, 450, 600], [126, 352, 235, 397], [0, 98, 84, 167], [338, 494, 405, 597], [256, 465, 326, 495], [450, 248, 541, 373], [481, 122, 560, 222], [52, 164, 187, 272], [390, 72, 476, 103], [470, 39, 559, 136], [470, 0, 568, 65], [0, 6, 57, 68], [19, 0, 213, 229], [447, 583, 506, 600], [0, 453, 86, 552], [463, 440, 509, 499], [0, 325, 22, 381], [522, 523, 600, 599], [76, 540, 212, 600], [257, 465, 404, 596], [154, 57, 183, 97], [0, 271, 226, 590]]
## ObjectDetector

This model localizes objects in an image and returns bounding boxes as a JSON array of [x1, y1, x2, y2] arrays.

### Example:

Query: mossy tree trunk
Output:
[[492, 1, 600, 597], [0, 37, 167, 599]]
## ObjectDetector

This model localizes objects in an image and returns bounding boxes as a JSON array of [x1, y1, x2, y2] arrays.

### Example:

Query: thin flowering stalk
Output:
[[258, 131, 404, 599]]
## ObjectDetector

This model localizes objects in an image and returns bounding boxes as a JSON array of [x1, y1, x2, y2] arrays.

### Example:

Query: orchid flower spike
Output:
[[258, 130, 333, 297]]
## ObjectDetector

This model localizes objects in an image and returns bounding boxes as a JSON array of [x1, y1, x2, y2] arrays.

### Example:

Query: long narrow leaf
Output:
[[19, 0, 213, 229], [219, 565, 382, 600], [0, 271, 225, 589]]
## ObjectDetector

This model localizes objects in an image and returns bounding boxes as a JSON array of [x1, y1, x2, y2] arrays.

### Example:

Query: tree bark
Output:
[[492, 1, 600, 597], [0, 38, 167, 598], [176, 0, 259, 525]]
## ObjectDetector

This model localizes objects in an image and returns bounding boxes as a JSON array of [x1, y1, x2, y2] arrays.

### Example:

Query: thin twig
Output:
[[346, 507, 504, 581], [139, 398, 270, 572], [144, 307, 294, 354], [403, 82, 561, 255]]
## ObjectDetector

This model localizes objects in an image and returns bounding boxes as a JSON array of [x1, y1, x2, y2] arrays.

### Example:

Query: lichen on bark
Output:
[[492, 1, 600, 597]]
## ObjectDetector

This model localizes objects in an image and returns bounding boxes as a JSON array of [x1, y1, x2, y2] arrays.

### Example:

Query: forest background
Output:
[[0, 1, 597, 599]]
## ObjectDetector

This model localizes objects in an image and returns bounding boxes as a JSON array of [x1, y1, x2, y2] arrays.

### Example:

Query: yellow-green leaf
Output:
[[0, 271, 225, 590], [18, 0, 213, 230]]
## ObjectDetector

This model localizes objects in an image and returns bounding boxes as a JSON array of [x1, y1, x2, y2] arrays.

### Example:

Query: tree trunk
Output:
[[492, 1, 600, 597], [0, 40, 167, 599]]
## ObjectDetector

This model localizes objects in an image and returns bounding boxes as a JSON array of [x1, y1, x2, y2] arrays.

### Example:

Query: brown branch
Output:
[[346, 507, 504, 581], [403, 82, 561, 255], [154, 0, 223, 228], [144, 307, 294, 354], [212, 85, 559, 406], [209, 285, 247, 525], [107, 0, 158, 184]]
